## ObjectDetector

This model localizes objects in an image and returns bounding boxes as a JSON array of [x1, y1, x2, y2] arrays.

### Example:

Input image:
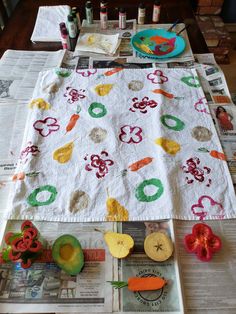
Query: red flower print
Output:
[[130, 97, 158, 114], [147, 70, 168, 84], [33, 117, 60, 137], [76, 69, 97, 77], [119, 125, 143, 144], [85, 151, 114, 179], [64, 87, 86, 104]]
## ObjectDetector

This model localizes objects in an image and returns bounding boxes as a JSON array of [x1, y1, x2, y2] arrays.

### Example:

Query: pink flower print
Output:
[[85, 151, 114, 179], [194, 97, 210, 115], [147, 70, 168, 84], [33, 117, 60, 137], [191, 195, 224, 220], [64, 87, 86, 104], [119, 125, 143, 144], [130, 96, 158, 114], [76, 69, 97, 77]]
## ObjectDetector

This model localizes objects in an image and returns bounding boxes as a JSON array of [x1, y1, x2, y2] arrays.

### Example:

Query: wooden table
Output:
[[0, 0, 208, 57]]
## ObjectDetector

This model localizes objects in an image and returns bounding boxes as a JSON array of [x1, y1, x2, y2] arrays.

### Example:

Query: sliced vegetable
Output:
[[128, 157, 153, 172], [109, 276, 167, 291], [184, 223, 222, 262], [21, 220, 33, 231]]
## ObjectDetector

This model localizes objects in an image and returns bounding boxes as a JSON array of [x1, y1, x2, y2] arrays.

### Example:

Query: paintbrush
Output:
[[167, 20, 179, 32], [176, 24, 190, 36]]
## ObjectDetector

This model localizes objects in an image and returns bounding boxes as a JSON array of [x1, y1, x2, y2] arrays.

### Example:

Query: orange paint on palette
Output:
[[150, 35, 168, 45]]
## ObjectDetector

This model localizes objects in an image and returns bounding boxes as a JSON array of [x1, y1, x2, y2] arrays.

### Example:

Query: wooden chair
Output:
[[0, 0, 9, 31]]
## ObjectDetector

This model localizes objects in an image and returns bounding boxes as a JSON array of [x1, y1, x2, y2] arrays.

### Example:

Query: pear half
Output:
[[104, 232, 134, 259]]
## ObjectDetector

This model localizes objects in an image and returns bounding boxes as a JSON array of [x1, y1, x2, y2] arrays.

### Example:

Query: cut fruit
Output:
[[52, 234, 84, 275], [144, 232, 173, 262], [104, 231, 134, 259]]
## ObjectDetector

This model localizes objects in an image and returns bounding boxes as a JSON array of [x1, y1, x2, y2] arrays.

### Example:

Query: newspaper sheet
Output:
[[0, 50, 65, 101], [174, 220, 236, 313], [194, 53, 232, 104], [210, 103, 236, 183], [0, 221, 114, 313], [118, 221, 184, 313]]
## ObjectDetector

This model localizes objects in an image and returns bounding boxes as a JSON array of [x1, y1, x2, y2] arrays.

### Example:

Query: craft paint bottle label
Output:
[[67, 14, 77, 38], [138, 3, 146, 25], [86, 1, 93, 24], [100, 8, 108, 30], [152, 0, 161, 23], [119, 8, 126, 29]]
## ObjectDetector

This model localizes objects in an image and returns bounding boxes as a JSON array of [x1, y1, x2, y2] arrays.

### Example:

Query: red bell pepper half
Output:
[[21, 220, 33, 231], [184, 223, 222, 262]]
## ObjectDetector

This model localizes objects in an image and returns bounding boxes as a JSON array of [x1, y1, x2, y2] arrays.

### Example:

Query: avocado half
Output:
[[52, 234, 84, 275]]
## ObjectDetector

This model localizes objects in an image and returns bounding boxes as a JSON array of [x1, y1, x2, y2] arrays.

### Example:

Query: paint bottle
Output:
[[85, 1, 93, 24], [71, 11, 78, 34], [119, 8, 126, 30], [59, 23, 71, 50], [138, 3, 146, 25], [100, 7, 108, 30], [72, 7, 81, 31], [67, 14, 77, 38], [152, 0, 161, 23]]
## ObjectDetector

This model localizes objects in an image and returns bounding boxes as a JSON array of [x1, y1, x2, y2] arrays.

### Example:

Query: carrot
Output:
[[128, 277, 167, 291], [152, 89, 174, 99], [66, 114, 80, 133], [104, 68, 123, 76], [210, 150, 227, 161], [108, 277, 167, 291], [128, 157, 153, 172]]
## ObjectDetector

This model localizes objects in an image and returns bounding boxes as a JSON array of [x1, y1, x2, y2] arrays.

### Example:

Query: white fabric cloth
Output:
[[7, 68, 236, 222]]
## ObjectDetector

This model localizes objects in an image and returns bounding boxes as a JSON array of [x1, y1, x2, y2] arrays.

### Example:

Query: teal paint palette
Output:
[[131, 29, 186, 59]]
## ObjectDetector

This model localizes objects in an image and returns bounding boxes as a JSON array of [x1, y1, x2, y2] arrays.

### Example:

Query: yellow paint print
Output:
[[95, 84, 113, 96], [29, 98, 51, 110], [53, 142, 74, 164], [155, 137, 181, 155], [106, 197, 129, 221]]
